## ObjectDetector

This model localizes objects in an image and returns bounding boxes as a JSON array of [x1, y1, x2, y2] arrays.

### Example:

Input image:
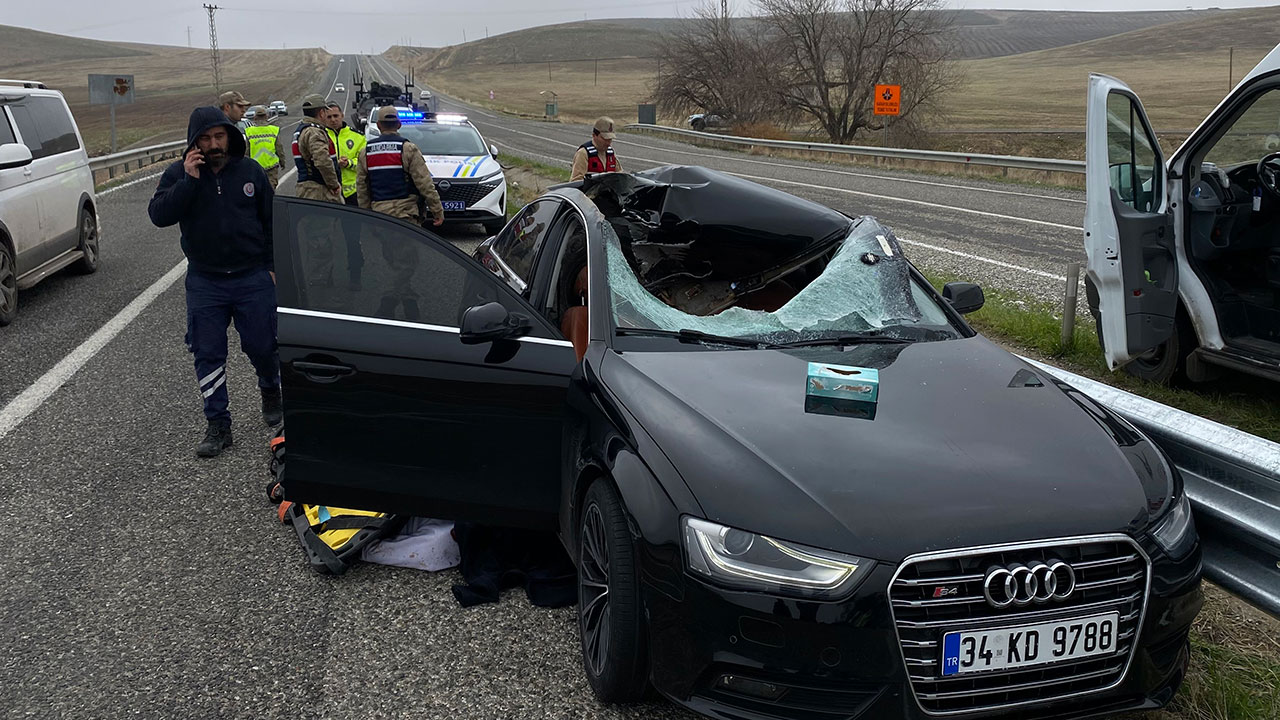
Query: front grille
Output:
[[889, 535, 1149, 715], [436, 180, 500, 206]]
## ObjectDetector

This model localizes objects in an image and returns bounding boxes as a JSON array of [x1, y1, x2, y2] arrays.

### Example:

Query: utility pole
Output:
[[1229, 46, 1234, 92], [186, 26, 191, 48], [204, 4, 222, 94]]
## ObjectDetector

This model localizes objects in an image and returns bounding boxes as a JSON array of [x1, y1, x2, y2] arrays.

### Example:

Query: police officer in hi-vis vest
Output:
[[570, 116, 623, 181], [244, 105, 284, 189], [357, 106, 445, 321], [325, 102, 368, 289]]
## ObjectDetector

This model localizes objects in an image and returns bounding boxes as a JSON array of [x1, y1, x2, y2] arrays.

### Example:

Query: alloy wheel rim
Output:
[[82, 214, 98, 265], [0, 249, 14, 313], [579, 503, 612, 677]]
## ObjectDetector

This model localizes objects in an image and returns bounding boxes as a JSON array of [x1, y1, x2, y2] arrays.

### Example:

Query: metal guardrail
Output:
[[88, 140, 187, 183], [624, 124, 1087, 175], [1020, 357, 1280, 619]]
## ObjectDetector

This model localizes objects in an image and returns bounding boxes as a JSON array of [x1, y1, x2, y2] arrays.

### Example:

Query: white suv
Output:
[[0, 79, 100, 326]]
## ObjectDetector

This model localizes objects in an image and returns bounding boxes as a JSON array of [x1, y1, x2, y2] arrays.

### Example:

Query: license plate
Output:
[[941, 612, 1119, 676], [442, 201, 466, 211]]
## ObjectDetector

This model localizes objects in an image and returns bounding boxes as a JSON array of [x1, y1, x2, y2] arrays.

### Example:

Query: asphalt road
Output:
[[0, 54, 1247, 720]]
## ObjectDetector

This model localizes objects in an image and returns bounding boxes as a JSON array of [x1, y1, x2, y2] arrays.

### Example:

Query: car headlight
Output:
[[1151, 494, 1196, 559], [683, 517, 870, 599]]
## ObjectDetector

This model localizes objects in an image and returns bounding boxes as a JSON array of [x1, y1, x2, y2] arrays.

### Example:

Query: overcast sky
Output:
[[4, 0, 1278, 54]]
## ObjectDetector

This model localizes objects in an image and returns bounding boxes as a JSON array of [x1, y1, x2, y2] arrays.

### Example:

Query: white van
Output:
[[1085, 45, 1280, 384], [0, 80, 100, 326]]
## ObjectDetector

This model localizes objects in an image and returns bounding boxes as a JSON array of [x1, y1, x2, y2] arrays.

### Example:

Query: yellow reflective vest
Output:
[[329, 125, 366, 199], [245, 124, 281, 170]]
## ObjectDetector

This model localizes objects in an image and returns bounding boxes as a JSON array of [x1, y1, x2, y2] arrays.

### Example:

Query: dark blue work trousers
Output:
[[184, 268, 280, 425]]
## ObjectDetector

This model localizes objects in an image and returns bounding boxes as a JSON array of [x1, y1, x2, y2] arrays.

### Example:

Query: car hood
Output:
[[603, 335, 1172, 562], [421, 153, 500, 181]]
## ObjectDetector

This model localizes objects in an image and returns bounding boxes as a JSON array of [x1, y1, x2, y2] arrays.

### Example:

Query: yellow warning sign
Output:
[[874, 84, 900, 116]]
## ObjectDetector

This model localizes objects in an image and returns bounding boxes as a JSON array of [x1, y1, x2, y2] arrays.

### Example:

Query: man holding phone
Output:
[[148, 106, 280, 458]]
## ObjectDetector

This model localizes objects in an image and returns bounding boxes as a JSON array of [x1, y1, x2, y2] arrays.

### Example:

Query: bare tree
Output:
[[758, 0, 959, 143], [653, 3, 777, 126]]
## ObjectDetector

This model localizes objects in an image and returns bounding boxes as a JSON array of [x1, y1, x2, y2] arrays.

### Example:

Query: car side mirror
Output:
[[943, 282, 985, 314], [460, 301, 532, 344], [490, 144, 499, 159], [0, 143, 33, 170]]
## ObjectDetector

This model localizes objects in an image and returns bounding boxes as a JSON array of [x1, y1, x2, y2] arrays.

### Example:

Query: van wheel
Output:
[[1085, 277, 1190, 385], [73, 207, 99, 274], [0, 241, 16, 326], [578, 478, 648, 703], [691, 118, 707, 131]]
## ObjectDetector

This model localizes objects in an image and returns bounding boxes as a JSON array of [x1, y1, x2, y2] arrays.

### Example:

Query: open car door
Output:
[[273, 197, 577, 530], [1084, 74, 1178, 370]]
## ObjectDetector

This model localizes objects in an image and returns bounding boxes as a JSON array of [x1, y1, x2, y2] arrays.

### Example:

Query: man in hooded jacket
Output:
[[148, 106, 281, 458]]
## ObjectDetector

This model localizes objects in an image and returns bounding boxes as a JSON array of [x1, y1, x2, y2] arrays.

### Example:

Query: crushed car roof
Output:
[[579, 165, 854, 315]]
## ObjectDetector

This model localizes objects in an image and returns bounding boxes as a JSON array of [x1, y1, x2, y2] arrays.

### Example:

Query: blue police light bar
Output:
[[397, 109, 426, 124]]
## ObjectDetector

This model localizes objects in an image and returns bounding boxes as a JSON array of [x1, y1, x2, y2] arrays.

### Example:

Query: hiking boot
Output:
[[196, 420, 233, 458], [262, 387, 283, 427]]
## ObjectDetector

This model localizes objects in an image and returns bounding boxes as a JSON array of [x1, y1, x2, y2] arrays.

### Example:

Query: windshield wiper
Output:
[[616, 328, 784, 349], [774, 332, 916, 348]]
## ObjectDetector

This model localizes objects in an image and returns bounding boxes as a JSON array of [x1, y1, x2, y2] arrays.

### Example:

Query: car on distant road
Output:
[[273, 165, 1203, 720], [339, 58, 345, 63], [364, 110, 505, 234], [334, 83, 345, 93], [0, 79, 100, 326], [269, 100, 288, 116], [1085, 42, 1280, 384], [687, 112, 728, 132]]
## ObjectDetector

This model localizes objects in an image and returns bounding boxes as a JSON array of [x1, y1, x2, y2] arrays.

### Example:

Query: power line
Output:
[[205, 4, 222, 94], [217, 0, 679, 17]]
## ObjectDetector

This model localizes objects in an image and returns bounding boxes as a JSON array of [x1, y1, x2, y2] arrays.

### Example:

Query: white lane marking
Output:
[[616, 137, 1085, 205], [480, 122, 1081, 232], [897, 237, 1071, 282], [0, 259, 188, 442], [280, 167, 297, 185], [99, 170, 167, 197]]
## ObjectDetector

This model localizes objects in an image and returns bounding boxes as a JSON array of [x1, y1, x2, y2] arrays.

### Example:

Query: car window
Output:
[[9, 98, 80, 159], [398, 123, 488, 156], [605, 220, 956, 342], [492, 199, 559, 284], [286, 203, 539, 330], [1203, 88, 1280, 169], [0, 110, 15, 146], [1105, 92, 1161, 213]]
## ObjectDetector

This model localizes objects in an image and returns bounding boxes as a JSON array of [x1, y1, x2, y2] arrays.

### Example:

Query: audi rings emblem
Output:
[[982, 560, 1076, 608], [437, 181, 451, 192]]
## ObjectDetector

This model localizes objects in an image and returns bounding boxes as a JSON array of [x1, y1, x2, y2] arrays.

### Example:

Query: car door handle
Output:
[[292, 360, 356, 381]]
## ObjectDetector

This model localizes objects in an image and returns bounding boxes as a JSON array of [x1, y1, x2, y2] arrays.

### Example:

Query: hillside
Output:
[[950, 5, 1280, 133], [386, 8, 1217, 72], [0, 25, 329, 154]]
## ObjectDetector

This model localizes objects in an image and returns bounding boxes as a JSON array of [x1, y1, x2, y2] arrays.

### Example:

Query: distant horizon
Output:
[[2, 2, 1276, 55]]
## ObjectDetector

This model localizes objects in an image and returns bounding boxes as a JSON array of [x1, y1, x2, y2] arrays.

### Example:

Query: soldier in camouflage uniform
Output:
[[292, 94, 343, 287], [357, 106, 445, 321]]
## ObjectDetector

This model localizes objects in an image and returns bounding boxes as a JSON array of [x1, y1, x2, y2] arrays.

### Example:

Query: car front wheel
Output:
[[691, 118, 706, 131], [0, 240, 16, 326], [578, 478, 648, 703], [73, 207, 99, 274]]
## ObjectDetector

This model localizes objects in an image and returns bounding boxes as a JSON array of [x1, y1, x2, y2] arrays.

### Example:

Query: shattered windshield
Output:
[[604, 218, 956, 343]]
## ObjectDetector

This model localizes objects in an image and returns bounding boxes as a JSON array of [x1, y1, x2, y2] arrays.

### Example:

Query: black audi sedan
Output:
[[273, 166, 1203, 719]]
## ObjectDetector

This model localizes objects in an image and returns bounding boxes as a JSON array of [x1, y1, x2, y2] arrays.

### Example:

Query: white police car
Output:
[[366, 110, 506, 233]]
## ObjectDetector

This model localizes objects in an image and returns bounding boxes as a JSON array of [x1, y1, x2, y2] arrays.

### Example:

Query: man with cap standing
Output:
[[357, 106, 445, 320], [219, 90, 251, 139], [245, 105, 284, 189], [570, 116, 623, 181], [147, 106, 280, 458], [326, 102, 368, 289], [293, 94, 343, 287]]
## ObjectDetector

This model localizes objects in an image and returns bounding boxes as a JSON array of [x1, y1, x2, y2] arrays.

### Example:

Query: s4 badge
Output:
[[932, 586, 960, 598]]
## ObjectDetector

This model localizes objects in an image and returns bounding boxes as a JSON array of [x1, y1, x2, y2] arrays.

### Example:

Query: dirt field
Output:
[[1, 24, 329, 154], [406, 5, 1280, 158]]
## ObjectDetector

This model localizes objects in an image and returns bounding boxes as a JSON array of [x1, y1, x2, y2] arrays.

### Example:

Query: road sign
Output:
[[88, 74, 135, 106], [874, 84, 900, 116], [88, 74, 136, 154]]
